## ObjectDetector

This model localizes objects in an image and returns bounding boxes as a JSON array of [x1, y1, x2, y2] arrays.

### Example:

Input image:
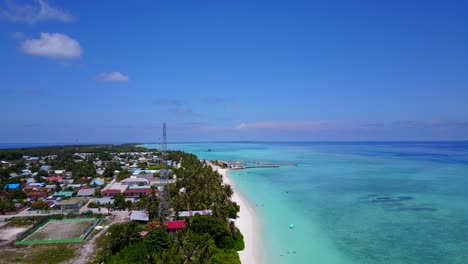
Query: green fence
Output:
[[15, 217, 100, 245]]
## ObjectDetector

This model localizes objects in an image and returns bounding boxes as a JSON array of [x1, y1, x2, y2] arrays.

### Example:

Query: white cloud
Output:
[[20, 32, 82, 59], [0, 0, 75, 23], [96, 72, 129, 83]]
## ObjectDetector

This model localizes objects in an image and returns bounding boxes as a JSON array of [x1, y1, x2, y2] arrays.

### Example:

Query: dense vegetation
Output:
[[96, 216, 243, 264], [169, 152, 239, 220], [96, 151, 243, 264], [0, 144, 147, 160]]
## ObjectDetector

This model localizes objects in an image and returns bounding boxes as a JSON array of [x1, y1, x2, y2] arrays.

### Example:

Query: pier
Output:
[[218, 160, 298, 170]]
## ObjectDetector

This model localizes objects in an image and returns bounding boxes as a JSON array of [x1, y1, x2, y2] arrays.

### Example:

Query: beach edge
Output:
[[212, 165, 264, 264]]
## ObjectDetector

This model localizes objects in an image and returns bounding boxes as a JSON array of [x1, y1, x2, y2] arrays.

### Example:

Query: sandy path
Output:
[[66, 213, 129, 264]]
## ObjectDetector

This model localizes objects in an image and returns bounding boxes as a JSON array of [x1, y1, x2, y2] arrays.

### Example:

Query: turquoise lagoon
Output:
[[144, 142, 468, 264]]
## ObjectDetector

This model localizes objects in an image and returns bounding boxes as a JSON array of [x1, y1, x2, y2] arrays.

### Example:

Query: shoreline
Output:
[[212, 165, 264, 264]]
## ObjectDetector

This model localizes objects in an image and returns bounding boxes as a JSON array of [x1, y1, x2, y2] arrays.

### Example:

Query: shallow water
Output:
[[144, 142, 468, 264]]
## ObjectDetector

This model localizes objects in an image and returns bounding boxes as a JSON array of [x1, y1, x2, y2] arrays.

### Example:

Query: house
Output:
[[21, 169, 32, 177], [53, 191, 73, 198], [1, 161, 13, 167], [128, 185, 152, 190], [24, 183, 47, 192], [130, 210, 149, 222], [90, 178, 104, 186], [46, 176, 63, 182], [102, 189, 121, 197], [131, 169, 158, 175], [121, 176, 149, 186], [27, 192, 48, 199], [165, 221, 186, 235], [124, 188, 153, 198], [5, 183, 20, 190], [94, 197, 114, 205], [28, 182, 45, 187], [40, 165, 52, 172], [178, 210, 213, 217], [77, 188, 95, 197], [147, 220, 186, 236], [56, 198, 87, 210], [45, 184, 57, 191]]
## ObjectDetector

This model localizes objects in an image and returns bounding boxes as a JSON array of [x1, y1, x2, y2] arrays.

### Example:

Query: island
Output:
[[0, 144, 244, 264]]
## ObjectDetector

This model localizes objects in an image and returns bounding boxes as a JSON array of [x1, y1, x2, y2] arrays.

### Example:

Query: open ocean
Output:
[[144, 142, 468, 264]]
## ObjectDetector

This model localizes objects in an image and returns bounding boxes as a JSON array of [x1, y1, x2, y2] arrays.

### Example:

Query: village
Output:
[[0, 145, 241, 264]]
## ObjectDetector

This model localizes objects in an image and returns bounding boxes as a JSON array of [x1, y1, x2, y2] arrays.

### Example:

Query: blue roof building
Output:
[[40, 165, 52, 171], [90, 178, 104, 186], [5, 183, 20, 189]]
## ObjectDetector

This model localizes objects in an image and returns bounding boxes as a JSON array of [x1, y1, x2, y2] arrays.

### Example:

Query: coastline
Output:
[[212, 165, 264, 264]]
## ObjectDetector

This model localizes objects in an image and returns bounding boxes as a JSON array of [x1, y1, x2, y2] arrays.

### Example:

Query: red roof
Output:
[[102, 189, 121, 194], [124, 188, 152, 194], [165, 221, 186, 229], [27, 192, 48, 197], [24, 186, 47, 191], [46, 176, 63, 181]]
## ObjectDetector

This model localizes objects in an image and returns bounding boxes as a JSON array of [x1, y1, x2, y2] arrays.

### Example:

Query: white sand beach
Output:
[[214, 166, 263, 264]]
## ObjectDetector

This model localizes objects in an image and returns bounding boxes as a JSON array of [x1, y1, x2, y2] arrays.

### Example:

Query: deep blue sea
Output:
[[144, 142, 468, 264]]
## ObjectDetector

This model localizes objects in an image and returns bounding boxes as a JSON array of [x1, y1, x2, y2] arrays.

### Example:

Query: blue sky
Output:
[[1, 0, 467, 142]]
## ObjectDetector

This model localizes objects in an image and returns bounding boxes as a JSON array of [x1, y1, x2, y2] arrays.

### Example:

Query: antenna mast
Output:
[[158, 122, 171, 220]]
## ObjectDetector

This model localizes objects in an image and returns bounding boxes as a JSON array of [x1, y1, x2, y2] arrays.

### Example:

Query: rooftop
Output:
[[53, 191, 73, 197], [102, 189, 121, 194], [77, 188, 95, 196], [56, 198, 86, 206], [5, 183, 20, 189], [130, 210, 149, 222], [179, 210, 213, 217], [165, 220, 186, 229]]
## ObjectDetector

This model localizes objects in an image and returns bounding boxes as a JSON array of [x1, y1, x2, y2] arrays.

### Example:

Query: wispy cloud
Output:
[[394, 120, 468, 130], [154, 98, 185, 106], [202, 97, 240, 110], [0, 0, 75, 24], [96, 72, 129, 83], [153, 98, 199, 116], [169, 107, 199, 116], [23, 89, 43, 96], [235, 121, 338, 132], [23, 123, 41, 128], [202, 97, 229, 104], [172, 122, 228, 133], [20, 32, 82, 59]]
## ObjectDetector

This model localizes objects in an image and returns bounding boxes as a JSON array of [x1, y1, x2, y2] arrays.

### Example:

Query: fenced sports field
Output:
[[16, 217, 101, 245]]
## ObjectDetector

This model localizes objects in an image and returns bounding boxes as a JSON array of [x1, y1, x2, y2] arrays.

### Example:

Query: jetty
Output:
[[217, 160, 298, 170]]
